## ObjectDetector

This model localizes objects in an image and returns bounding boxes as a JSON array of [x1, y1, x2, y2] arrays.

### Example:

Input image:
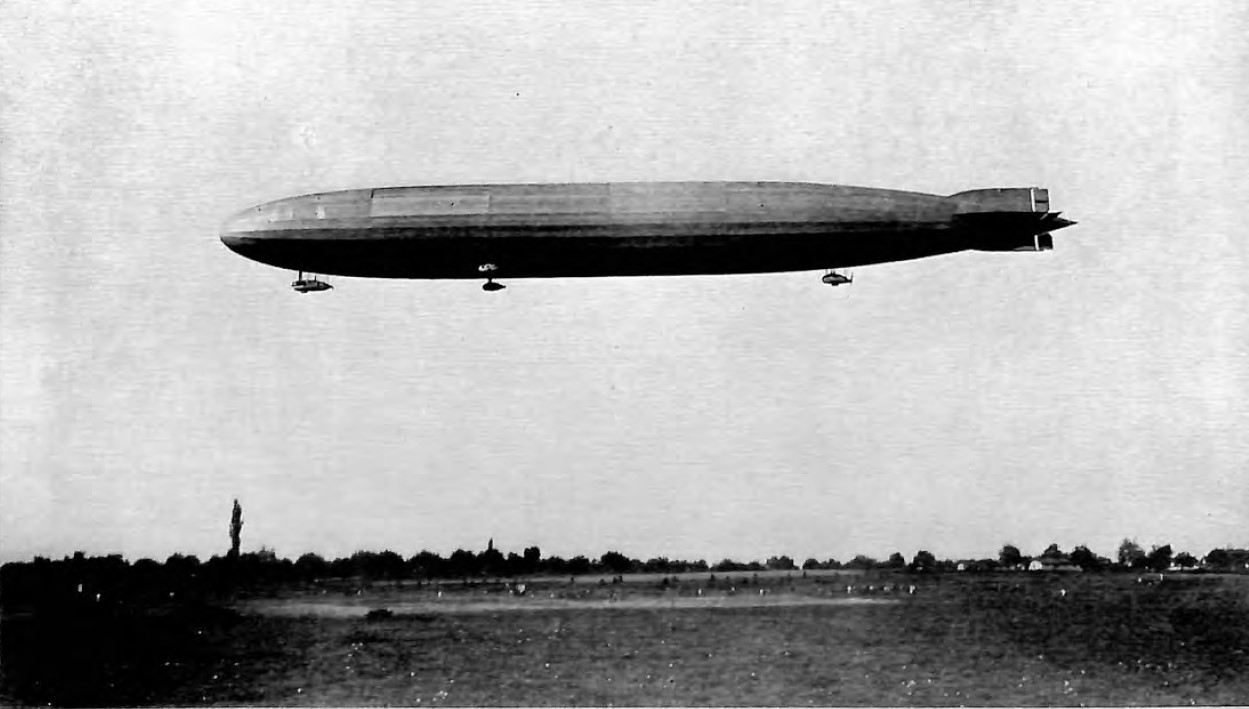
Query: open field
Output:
[[3, 572, 1247, 706]]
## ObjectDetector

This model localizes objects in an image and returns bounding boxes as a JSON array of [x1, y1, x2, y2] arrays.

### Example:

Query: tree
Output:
[[504, 552, 525, 576], [479, 542, 505, 576], [165, 553, 201, 573], [408, 550, 446, 579], [802, 558, 821, 570], [294, 553, 329, 579], [329, 555, 354, 578], [845, 555, 877, 570], [999, 544, 1022, 569], [886, 552, 906, 570], [229, 499, 243, 560], [643, 557, 672, 573], [543, 556, 568, 575], [1204, 548, 1231, 571], [446, 549, 479, 577], [909, 550, 937, 573], [374, 550, 406, 579], [600, 551, 634, 575], [567, 555, 591, 575], [766, 555, 795, 571], [133, 558, 161, 576], [1042, 543, 1062, 559], [522, 546, 542, 574], [1118, 538, 1146, 568], [1070, 545, 1101, 571], [1146, 544, 1173, 572], [1173, 551, 1198, 569]]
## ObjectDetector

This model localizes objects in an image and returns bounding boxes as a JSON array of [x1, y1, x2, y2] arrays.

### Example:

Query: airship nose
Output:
[[220, 231, 244, 254], [219, 229, 246, 257], [219, 204, 269, 254], [220, 210, 273, 267]]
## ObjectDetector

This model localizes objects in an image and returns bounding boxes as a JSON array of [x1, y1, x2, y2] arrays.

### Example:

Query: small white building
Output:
[[1030, 556, 1082, 573]]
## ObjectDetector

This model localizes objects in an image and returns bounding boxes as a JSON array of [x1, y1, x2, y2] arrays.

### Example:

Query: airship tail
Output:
[[950, 187, 1075, 252]]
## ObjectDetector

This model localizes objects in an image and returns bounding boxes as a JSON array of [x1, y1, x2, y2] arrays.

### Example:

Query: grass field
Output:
[[3, 572, 1247, 705]]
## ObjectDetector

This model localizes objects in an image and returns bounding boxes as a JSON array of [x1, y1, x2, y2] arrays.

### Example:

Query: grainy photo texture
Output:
[[2, 1, 1247, 705]]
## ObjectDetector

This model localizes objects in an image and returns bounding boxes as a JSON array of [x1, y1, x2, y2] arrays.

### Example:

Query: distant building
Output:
[[1030, 555, 1082, 573], [955, 559, 997, 573]]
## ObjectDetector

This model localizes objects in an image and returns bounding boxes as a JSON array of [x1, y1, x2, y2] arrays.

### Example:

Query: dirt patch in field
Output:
[[240, 594, 897, 618]]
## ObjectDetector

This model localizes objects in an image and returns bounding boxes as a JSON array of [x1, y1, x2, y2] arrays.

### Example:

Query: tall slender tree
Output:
[[229, 499, 243, 559]]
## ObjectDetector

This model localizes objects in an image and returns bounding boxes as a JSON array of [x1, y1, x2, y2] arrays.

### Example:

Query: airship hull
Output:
[[220, 182, 1067, 280]]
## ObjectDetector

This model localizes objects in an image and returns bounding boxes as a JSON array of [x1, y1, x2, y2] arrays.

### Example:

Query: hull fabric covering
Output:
[[220, 182, 1071, 280]]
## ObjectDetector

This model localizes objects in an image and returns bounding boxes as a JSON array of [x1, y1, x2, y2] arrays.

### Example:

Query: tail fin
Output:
[[948, 188, 1074, 252], [948, 187, 1049, 215]]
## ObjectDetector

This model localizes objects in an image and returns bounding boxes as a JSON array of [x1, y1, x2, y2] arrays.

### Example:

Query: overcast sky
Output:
[[3, 1, 1246, 565]]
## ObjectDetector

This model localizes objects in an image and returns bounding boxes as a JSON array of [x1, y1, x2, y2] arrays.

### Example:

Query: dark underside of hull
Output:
[[223, 222, 970, 279]]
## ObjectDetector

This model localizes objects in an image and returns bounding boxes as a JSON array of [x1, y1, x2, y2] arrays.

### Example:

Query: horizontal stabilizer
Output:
[[974, 231, 1055, 252]]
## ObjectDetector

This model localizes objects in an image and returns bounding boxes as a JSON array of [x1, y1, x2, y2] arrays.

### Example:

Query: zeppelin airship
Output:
[[219, 182, 1074, 292]]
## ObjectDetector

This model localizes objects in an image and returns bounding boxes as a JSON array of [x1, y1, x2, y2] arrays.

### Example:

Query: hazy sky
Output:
[[3, 1, 1246, 565]]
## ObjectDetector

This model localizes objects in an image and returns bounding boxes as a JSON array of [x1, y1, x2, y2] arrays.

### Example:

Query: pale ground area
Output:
[[243, 594, 898, 618], [239, 569, 903, 617]]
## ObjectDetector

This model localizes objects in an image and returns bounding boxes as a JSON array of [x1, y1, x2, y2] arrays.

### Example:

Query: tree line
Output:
[[3, 539, 1246, 608]]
